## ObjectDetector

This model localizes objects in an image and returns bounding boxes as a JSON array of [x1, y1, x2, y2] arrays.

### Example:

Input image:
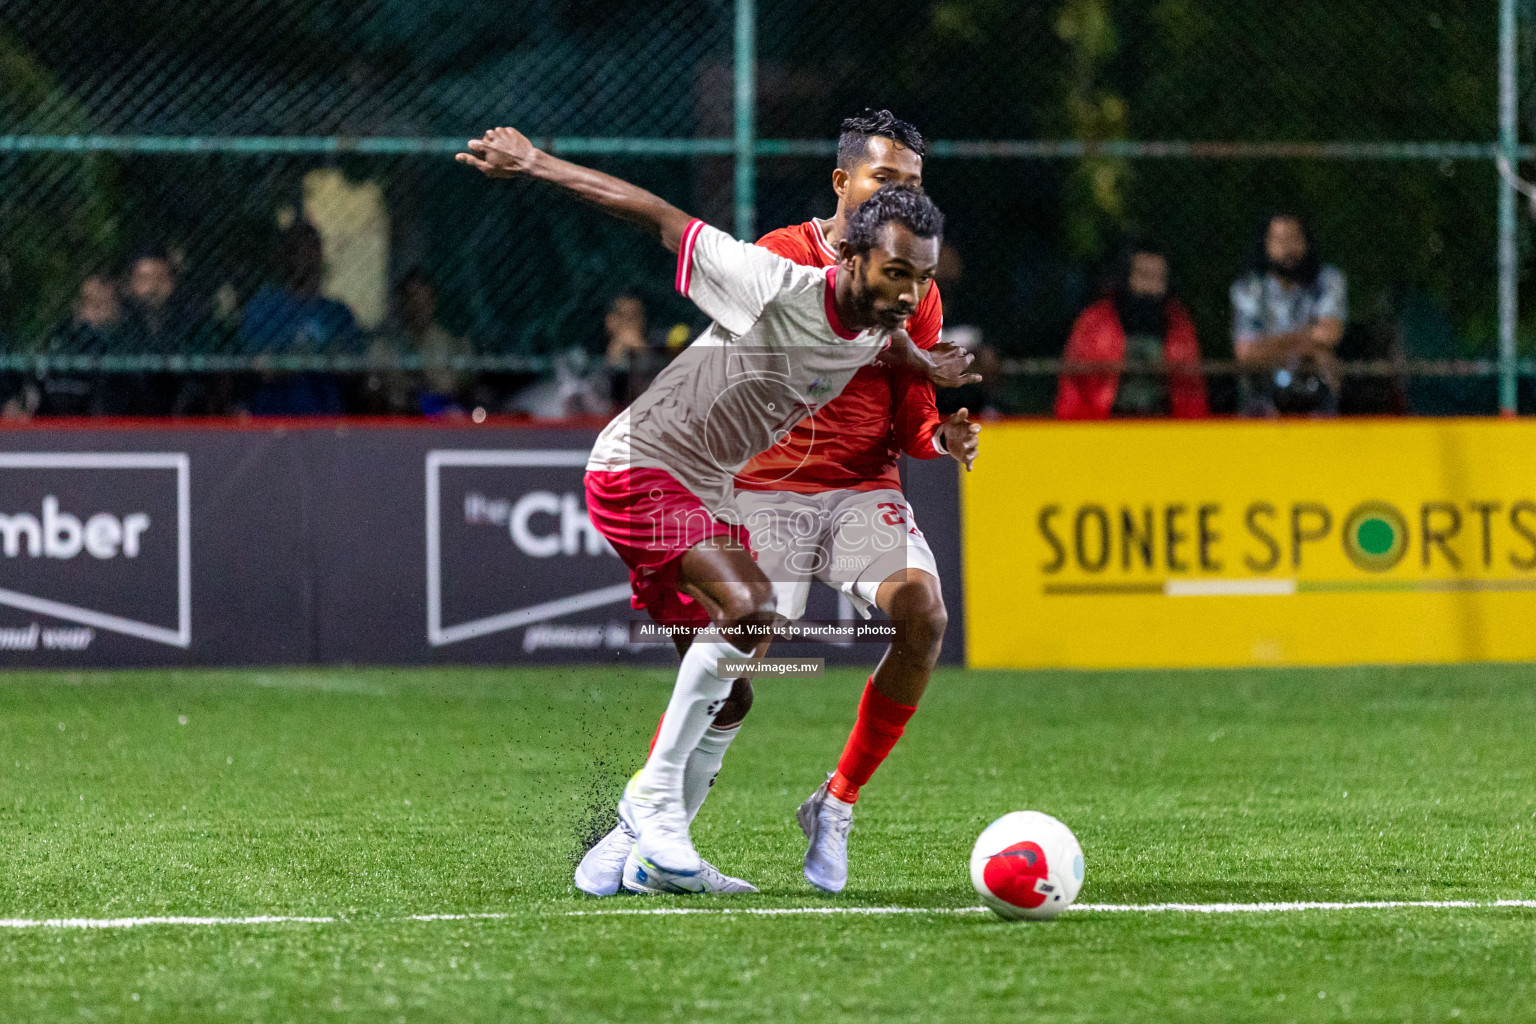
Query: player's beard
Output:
[[852, 261, 898, 329]]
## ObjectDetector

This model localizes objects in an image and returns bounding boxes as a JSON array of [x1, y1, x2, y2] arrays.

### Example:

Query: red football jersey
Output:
[[734, 219, 946, 494]]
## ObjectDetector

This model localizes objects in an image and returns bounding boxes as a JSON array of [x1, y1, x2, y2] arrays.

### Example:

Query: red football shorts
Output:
[[584, 468, 750, 629]]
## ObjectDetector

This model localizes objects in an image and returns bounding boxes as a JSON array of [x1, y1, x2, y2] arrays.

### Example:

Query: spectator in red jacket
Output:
[[1056, 241, 1209, 419]]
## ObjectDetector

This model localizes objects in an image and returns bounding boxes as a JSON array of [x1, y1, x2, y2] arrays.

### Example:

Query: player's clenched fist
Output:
[[939, 407, 981, 472], [456, 126, 539, 179]]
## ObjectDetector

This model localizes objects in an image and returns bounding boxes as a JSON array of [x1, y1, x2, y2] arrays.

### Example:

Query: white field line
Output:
[[0, 913, 518, 930], [2, 901, 1534, 930], [1078, 900, 1536, 913], [563, 906, 990, 918], [563, 899, 1536, 918], [0, 915, 337, 930]]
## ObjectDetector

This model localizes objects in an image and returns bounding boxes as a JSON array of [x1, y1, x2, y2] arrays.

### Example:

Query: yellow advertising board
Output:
[[962, 419, 1536, 669]]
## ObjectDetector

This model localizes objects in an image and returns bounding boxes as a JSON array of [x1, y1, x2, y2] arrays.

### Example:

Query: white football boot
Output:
[[621, 847, 759, 895], [617, 773, 704, 891], [574, 822, 636, 897], [797, 776, 853, 894]]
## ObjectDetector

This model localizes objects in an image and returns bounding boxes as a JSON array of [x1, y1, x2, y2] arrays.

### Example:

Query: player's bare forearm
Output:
[[877, 332, 912, 369], [523, 150, 694, 251], [457, 127, 694, 251], [878, 332, 982, 389]]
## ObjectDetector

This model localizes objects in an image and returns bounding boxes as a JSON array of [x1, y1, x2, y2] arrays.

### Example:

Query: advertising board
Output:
[[0, 423, 964, 667], [964, 420, 1536, 669]]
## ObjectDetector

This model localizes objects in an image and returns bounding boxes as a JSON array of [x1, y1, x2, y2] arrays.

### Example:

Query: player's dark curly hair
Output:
[[837, 109, 926, 170], [843, 184, 944, 255]]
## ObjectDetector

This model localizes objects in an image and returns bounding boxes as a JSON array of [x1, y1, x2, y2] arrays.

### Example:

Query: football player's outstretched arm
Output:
[[457, 126, 695, 252], [880, 330, 983, 389]]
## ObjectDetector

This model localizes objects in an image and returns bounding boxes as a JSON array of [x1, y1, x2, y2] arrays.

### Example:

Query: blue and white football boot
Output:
[[621, 847, 758, 895], [616, 773, 705, 892]]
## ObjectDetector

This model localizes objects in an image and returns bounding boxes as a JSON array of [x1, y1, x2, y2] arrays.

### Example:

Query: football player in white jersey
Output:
[[459, 127, 973, 892]]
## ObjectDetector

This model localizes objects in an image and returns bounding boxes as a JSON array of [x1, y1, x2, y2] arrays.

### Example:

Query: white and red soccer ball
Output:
[[970, 811, 1085, 921]]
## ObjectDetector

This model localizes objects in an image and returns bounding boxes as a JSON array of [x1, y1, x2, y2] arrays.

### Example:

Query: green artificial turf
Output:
[[1, 663, 1534, 1022]]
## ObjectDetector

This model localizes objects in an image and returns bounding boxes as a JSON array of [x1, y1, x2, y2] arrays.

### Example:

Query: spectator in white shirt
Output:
[[1231, 212, 1347, 416]]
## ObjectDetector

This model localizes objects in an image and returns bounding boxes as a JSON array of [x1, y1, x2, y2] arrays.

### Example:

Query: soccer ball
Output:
[[970, 811, 1085, 921]]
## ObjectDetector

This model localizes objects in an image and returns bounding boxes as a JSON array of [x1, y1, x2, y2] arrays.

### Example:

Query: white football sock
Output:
[[636, 639, 740, 797], [684, 723, 740, 821]]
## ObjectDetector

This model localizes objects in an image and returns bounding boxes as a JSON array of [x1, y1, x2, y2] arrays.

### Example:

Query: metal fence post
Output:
[[1500, 0, 1520, 415], [734, 0, 756, 240]]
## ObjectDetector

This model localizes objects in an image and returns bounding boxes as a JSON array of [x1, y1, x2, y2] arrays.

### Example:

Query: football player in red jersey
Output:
[[576, 111, 982, 897]]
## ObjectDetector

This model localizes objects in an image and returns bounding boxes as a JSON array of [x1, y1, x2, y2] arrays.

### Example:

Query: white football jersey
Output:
[[587, 220, 892, 518]]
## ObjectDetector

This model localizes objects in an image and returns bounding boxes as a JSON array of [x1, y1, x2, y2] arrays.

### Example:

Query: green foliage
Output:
[[1056, 0, 1130, 256], [888, 0, 1501, 356], [0, 1, 1516, 360], [1120, 0, 1500, 354], [0, 29, 121, 347]]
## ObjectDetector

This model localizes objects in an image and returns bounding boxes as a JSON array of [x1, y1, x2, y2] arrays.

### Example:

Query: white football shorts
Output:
[[734, 487, 940, 621]]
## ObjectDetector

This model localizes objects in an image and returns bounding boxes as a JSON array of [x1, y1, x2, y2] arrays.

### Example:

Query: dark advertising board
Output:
[[0, 423, 963, 668]]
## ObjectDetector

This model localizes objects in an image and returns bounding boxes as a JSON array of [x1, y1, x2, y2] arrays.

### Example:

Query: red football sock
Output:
[[828, 678, 918, 804], [648, 713, 665, 756]]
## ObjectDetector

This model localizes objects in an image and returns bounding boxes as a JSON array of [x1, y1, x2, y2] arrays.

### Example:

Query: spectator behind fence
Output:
[[1231, 212, 1347, 417], [34, 271, 122, 416], [603, 294, 648, 409], [111, 245, 212, 415], [241, 221, 360, 415], [364, 270, 472, 415], [1056, 241, 1208, 419], [121, 246, 206, 353], [508, 347, 611, 419]]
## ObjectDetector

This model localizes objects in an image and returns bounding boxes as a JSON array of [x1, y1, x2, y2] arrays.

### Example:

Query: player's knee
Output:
[[747, 578, 776, 620], [893, 578, 947, 661], [712, 580, 775, 651], [713, 678, 754, 728], [716, 580, 774, 625]]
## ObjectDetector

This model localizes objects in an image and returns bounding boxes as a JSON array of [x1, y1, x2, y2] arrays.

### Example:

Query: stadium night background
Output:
[[1, 1, 1535, 1022]]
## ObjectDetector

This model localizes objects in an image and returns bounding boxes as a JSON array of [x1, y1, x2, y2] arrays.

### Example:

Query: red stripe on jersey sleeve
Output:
[[675, 219, 705, 295]]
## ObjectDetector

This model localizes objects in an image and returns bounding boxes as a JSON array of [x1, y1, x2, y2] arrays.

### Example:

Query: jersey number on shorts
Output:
[[877, 501, 924, 537]]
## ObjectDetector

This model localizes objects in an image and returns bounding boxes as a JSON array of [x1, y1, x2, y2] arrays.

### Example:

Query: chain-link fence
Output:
[[0, 0, 1531, 416]]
